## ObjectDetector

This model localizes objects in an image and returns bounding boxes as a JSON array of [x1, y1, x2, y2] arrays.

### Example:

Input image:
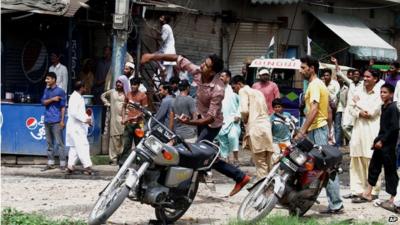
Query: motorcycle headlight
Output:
[[290, 149, 307, 165], [144, 135, 163, 154]]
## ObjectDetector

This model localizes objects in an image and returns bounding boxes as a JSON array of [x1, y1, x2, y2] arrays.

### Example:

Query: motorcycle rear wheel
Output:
[[88, 170, 130, 225], [237, 179, 278, 224], [155, 178, 199, 223]]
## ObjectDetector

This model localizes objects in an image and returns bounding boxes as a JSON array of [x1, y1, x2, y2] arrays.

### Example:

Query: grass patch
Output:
[[1, 208, 86, 225], [91, 154, 110, 165], [228, 214, 385, 225]]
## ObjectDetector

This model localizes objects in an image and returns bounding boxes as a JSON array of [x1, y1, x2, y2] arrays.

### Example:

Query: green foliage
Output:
[[1, 208, 86, 225]]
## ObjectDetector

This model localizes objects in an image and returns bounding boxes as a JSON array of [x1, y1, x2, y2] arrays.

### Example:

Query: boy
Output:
[[270, 98, 292, 163], [359, 84, 399, 210]]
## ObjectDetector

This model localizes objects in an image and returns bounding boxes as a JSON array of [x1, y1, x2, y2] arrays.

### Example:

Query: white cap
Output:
[[258, 68, 270, 75], [125, 62, 135, 70]]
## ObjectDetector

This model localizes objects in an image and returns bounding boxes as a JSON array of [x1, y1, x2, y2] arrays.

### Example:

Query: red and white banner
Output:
[[250, 58, 301, 69]]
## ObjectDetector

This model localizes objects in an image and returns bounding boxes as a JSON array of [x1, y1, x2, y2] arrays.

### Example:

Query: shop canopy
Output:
[[1, 0, 88, 17], [250, 58, 353, 71], [311, 11, 398, 62]]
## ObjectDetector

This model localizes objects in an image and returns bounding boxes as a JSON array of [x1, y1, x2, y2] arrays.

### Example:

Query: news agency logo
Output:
[[388, 215, 398, 223]]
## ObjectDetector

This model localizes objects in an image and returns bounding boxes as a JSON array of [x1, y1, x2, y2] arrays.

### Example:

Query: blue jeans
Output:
[[334, 112, 343, 147], [44, 122, 66, 166], [308, 125, 343, 210], [197, 125, 245, 183]]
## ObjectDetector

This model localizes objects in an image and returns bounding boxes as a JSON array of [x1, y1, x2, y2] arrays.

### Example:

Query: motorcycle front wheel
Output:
[[88, 169, 130, 225], [155, 178, 199, 223], [237, 178, 278, 224]]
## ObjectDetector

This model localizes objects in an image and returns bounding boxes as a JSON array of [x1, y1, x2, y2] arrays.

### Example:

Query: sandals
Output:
[[379, 200, 400, 214], [83, 168, 93, 175], [352, 195, 372, 203], [343, 193, 360, 199]]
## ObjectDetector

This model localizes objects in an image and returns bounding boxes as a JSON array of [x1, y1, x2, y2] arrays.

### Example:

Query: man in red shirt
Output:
[[141, 53, 250, 196], [252, 69, 280, 115]]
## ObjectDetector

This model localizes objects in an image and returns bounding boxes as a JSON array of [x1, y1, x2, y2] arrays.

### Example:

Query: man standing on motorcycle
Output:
[[141, 53, 250, 196], [294, 55, 344, 214]]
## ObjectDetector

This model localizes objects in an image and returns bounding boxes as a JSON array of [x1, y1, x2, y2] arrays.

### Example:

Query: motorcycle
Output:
[[237, 113, 343, 223], [88, 101, 220, 225]]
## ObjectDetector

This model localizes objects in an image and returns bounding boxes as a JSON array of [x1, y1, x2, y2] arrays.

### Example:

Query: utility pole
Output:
[[110, 0, 132, 86]]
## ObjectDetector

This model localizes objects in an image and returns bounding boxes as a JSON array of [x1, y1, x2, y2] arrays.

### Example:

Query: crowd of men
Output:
[[37, 13, 400, 215]]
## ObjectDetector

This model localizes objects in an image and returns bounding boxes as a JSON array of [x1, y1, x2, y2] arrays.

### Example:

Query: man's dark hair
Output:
[[51, 51, 62, 58], [390, 62, 400, 69], [130, 77, 141, 86], [347, 69, 354, 75], [353, 69, 361, 75], [160, 82, 173, 95], [162, 15, 172, 24], [221, 69, 232, 78], [231, 75, 245, 84], [178, 79, 190, 91], [381, 83, 395, 93], [322, 68, 332, 76], [363, 68, 380, 83], [208, 54, 224, 74], [169, 76, 180, 85], [74, 80, 85, 91], [46, 72, 57, 81], [300, 55, 319, 72], [272, 98, 283, 107]]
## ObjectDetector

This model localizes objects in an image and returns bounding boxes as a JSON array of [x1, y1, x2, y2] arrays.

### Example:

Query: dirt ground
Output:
[[1, 173, 399, 225]]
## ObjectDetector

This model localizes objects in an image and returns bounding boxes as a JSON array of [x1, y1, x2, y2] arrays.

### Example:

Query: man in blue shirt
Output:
[[41, 72, 67, 171]]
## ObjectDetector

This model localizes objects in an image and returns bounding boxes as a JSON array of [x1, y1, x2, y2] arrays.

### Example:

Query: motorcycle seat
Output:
[[175, 142, 217, 169], [309, 145, 342, 170]]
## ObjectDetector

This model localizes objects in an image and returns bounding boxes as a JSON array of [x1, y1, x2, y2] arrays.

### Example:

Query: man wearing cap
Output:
[[252, 68, 280, 115], [119, 62, 147, 94]]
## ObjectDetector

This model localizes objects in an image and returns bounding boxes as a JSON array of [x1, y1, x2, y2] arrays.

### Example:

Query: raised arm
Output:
[[331, 57, 351, 85], [141, 53, 178, 64]]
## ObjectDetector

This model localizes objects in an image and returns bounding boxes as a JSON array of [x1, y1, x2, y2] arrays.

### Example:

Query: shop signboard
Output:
[[1, 104, 102, 156]]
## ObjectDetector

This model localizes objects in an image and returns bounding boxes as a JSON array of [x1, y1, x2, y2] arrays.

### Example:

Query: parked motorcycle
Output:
[[88, 101, 220, 225], [237, 113, 342, 223]]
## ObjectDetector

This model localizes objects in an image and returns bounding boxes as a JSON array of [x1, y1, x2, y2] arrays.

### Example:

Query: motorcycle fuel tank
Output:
[[165, 167, 193, 188]]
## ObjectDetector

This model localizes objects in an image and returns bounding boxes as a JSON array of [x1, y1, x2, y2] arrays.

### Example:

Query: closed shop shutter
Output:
[[141, 14, 221, 66], [228, 22, 275, 75], [173, 14, 221, 65]]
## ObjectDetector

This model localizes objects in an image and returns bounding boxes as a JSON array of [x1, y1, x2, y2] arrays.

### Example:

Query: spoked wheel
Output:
[[88, 169, 130, 225], [155, 178, 199, 223], [237, 179, 278, 224]]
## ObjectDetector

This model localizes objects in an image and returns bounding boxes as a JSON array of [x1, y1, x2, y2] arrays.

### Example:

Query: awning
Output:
[[311, 11, 397, 61], [251, 0, 302, 4], [1, 0, 88, 17], [135, 0, 199, 14]]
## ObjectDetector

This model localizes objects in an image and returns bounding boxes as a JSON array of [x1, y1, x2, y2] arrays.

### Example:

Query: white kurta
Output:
[[66, 91, 90, 147], [49, 63, 68, 92], [348, 86, 381, 158], [66, 91, 92, 168]]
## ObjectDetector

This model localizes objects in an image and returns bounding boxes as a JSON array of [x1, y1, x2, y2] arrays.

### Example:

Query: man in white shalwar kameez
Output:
[[348, 69, 382, 201], [66, 81, 93, 174]]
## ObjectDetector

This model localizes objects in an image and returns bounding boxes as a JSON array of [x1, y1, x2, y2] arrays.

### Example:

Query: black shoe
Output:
[[319, 205, 344, 214], [41, 165, 56, 172]]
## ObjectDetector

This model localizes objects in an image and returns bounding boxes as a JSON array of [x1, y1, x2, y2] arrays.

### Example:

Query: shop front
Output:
[[1, 3, 110, 156]]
